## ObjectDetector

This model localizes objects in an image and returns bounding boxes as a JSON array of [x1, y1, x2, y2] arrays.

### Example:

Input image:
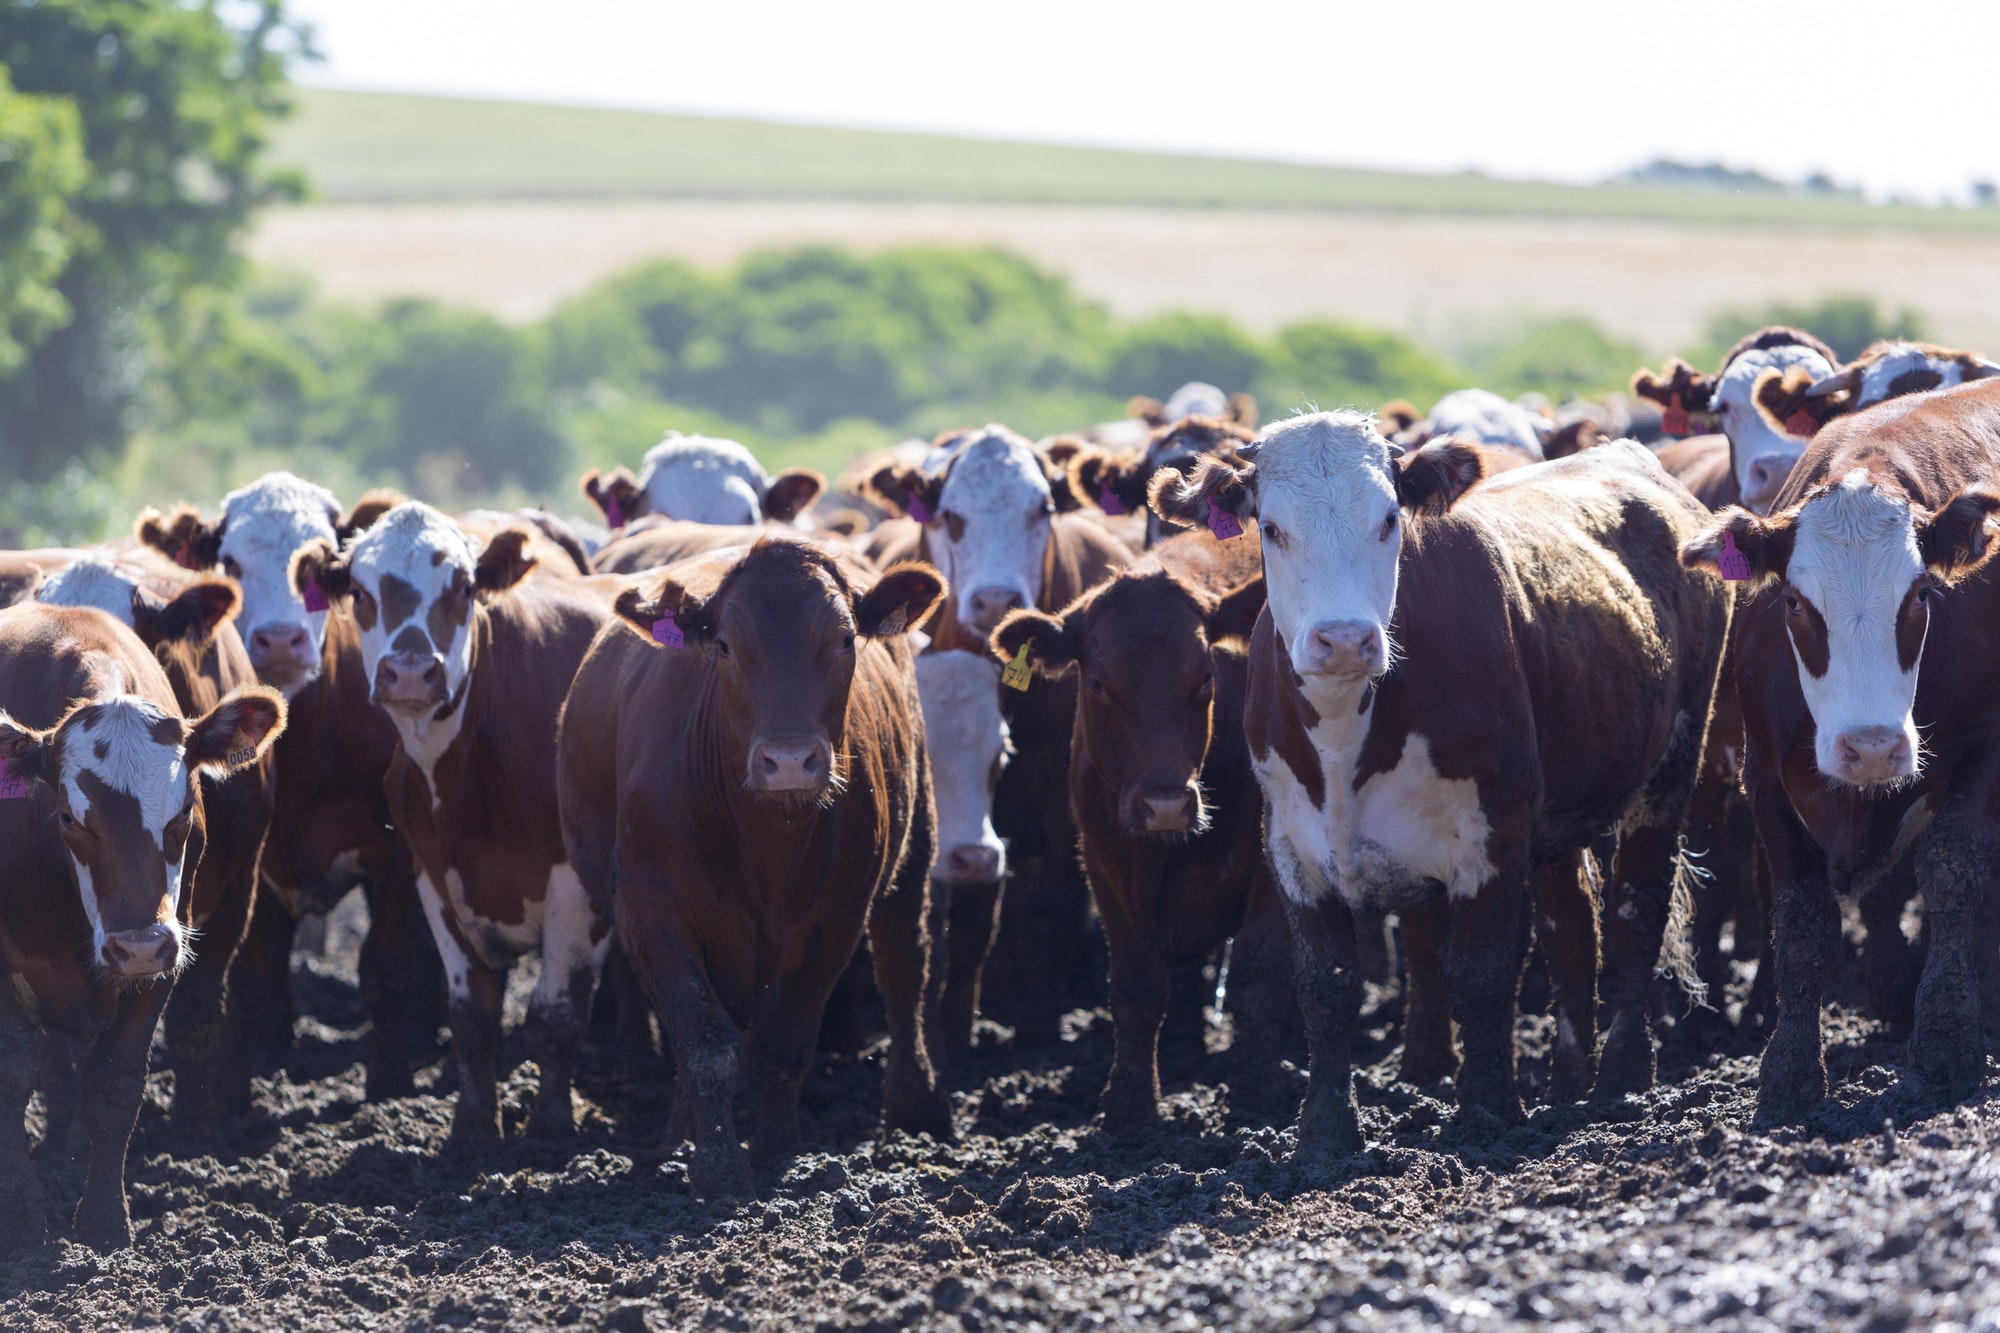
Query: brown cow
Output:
[[557, 539, 952, 1195], [0, 604, 282, 1252], [1069, 414, 1258, 547], [991, 532, 1290, 1123], [1681, 377, 2000, 1123], [1153, 417, 1730, 1161], [294, 504, 617, 1140]]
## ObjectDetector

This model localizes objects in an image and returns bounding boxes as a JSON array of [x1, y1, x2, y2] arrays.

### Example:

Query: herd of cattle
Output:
[[3, 329, 1999, 1253]]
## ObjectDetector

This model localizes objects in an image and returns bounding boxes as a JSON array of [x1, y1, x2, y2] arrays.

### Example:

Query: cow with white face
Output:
[[293, 503, 618, 1139], [1682, 376, 2000, 1123], [581, 433, 825, 530], [1151, 414, 1731, 1159], [0, 603, 282, 1252]]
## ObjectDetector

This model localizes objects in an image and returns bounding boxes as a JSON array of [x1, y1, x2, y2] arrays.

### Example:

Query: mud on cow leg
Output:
[[75, 983, 172, 1253], [1909, 807, 1994, 1095], [443, 954, 505, 1142], [751, 956, 852, 1171], [1859, 863, 1921, 1033], [644, 933, 752, 1199], [1595, 823, 1686, 1106], [1097, 903, 1169, 1127], [1444, 875, 1529, 1128], [525, 870, 609, 1138], [1534, 852, 1600, 1104], [231, 891, 298, 1053], [868, 840, 953, 1141], [1285, 892, 1364, 1166], [0, 1013, 49, 1254], [165, 878, 259, 1140], [361, 868, 434, 1102], [942, 879, 1002, 1054], [1397, 899, 1457, 1086], [1755, 865, 1840, 1126]]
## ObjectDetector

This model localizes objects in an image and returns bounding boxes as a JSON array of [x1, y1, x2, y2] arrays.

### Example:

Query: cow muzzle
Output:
[[1129, 784, 1201, 835], [101, 924, 179, 978], [249, 621, 317, 691], [937, 841, 1004, 883], [1826, 724, 1915, 787], [1301, 620, 1385, 678], [749, 735, 833, 794], [1743, 452, 1796, 514], [967, 586, 1025, 632], [373, 652, 448, 711]]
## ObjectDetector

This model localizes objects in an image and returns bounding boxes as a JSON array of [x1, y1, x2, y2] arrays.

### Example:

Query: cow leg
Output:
[[1859, 867, 1920, 1032], [1910, 804, 1993, 1094], [920, 875, 952, 1079], [0, 1008, 48, 1254], [1679, 776, 1739, 1046], [1161, 952, 1215, 1072], [750, 944, 856, 1170], [414, 873, 502, 1139], [1445, 874, 1529, 1127], [1755, 846, 1839, 1126], [1285, 891, 1363, 1164], [1352, 909, 1392, 986], [1533, 852, 1600, 1103], [33, 1032, 85, 1161], [942, 878, 1002, 1053], [165, 867, 259, 1139], [868, 837, 952, 1141], [74, 980, 172, 1253], [633, 920, 750, 1199], [1096, 890, 1167, 1127], [597, 938, 658, 1060], [360, 864, 429, 1101], [1596, 820, 1690, 1104], [230, 887, 297, 1052], [1398, 899, 1456, 1084], [1223, 869, 1293, 1121], [526, 867, 612, 1138], [1738, 838, 1778, 1042]]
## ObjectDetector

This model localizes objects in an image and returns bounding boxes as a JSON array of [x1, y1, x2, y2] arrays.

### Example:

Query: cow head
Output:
[[1803, 340, 2000, 413], [0, 684, 283, 983], [136, 473, 404, 698], [35, 559, 242, 663], [994, 567, 1263, 836], [1683, 471, 2000, 787], [871, 425, 1079, 634], [914, 650, 1010, 881], [1151, 411, 1484, 697], [291, 504, 534, 746], [615, 542, 945, 802], [585, 434, 825, 528]]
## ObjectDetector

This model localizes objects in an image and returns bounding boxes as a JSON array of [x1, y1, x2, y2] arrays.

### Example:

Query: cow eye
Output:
[[1088, 677, 1105, 696], [1917, 579, 1942, 605], [1783, 592, 1803, 616], [1260, 521, 1283, 548], [840, 632, 855, 653], [222, 555, 242, 578], [1197, 672, 1214, 695], [1039, 500, 1055, 518], [56, 809, 78, 830], [715, 638, 733, 660], [1379, 512, 1399, 541]]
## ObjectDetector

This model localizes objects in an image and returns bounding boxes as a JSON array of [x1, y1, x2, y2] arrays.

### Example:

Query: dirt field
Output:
[[249, 200, 2000, 353], [3, 893, 1993, 1332]]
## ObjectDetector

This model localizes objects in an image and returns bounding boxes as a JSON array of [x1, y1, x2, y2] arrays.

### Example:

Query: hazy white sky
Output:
[[290, 0, 2000, 201]]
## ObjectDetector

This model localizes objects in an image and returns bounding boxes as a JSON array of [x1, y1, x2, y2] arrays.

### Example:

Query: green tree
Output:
[[1262, 320, 1460, 415], [0, 68, 85, 375], [1466, 316, 1642, 402], [1104, 311, 1267, 400], [1700, 294, 1923, 364]]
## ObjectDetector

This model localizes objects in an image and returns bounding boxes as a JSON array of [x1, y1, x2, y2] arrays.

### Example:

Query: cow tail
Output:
[[1656, 837, 1710, 1010]]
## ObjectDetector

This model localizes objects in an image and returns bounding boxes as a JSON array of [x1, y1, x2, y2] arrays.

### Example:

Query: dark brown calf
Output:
[[558, 540, 951, 1195]]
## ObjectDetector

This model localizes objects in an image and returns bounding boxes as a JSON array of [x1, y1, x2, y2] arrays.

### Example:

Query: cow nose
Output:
[[751, 738, 829, 791], [1744, 453, 1793, 510], [1832, 726, 1913, 784], [1304, 620, 1382, 677], [102, 925, 178, 978], [374, 653, 445, 706], [942, 844, 1002, 882], [1136, 787, 1198, 833], [249, 623, 312, 669], [968, 587, 1025, 630]]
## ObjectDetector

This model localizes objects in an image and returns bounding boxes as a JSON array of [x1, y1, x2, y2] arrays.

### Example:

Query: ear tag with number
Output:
[[907, 497, 934, 525], [1785, 409, 1818, 437], [876, 605, 907, 636], [1098, 484, 1127, 517], [1206, 496, 1244, 540], [1001, 642, 1033, 692], [228, 747, 257, 768], [0, 757, 25, 800], [652, 618, 685, 649], [1717, 531, 1752, 582], [605, 495, 627, 528], [1661, 393, 1691, 437], [302, 579, 329, 614]]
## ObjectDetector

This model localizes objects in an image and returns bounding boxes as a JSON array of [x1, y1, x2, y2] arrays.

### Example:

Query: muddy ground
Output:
[[3, 895, 1996, 1332]]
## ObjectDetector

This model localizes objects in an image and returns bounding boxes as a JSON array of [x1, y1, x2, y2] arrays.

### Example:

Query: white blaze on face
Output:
[[217, 472, 344, 695], [1711, 344, 1836, 513], [930, 426, 1055, 628], [36, 558, 138, 625], [1424, 388, 1545, 458], [345, 503, 480, 758], [914, 650, 1010, 880], [1249, 412, 1405, 692], [57, 694, 195, 959], [638, 434, 769, 525], [1783, 470, 1927, 783]]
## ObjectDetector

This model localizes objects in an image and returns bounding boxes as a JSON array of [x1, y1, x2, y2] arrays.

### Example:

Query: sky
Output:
[[288, 0, 2000, 203]]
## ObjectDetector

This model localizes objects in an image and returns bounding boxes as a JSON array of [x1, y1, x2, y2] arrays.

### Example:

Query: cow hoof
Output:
[[73, 1200, 131, 1254], [1593, 1014, 1656, 1103], [1910, 1019, 1987, 1094], [1295, 1087, 1362, 1160], [1099, 1080, 1161, 1129], [883, 1089, 955, 1142], [1550, 1047, 1598, 1105], [690, 1147, 754, 1201], [447, 1105, 501, 1144]]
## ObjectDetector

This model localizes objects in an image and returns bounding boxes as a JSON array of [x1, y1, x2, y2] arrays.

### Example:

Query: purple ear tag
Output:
[[1098, 484, 1127, 517], [0, 757, 26, 800], [651, 618, 685, 649], [605, 495, 627, 528], [1206, 496, 1244, 540], [907, 497, 934, 525], [1717, 531, 1752, 582], [302, 579, 329, 614]]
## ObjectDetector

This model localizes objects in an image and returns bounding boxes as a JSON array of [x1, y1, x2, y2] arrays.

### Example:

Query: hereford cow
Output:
[[135, 474, 435, 1100], [293, 504, 616, 1139], [1401, 388, 1549, 461], [1070, 414, 1259, 547], [1681, 377, 2000, 1122], [557, 540, 952, 1195], [580, 433, 825, 530], [1152, 416, 1731, 1159], [870, 425, 1131, 1044], [1794, 340, 2000, 415], [991, 532, 1289, 1123], [0, 604, 282, 1252]]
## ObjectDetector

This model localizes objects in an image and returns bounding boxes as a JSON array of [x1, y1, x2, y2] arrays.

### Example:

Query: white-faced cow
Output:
[[1405, 388, 1549, 461], [1152, 414, 1731, 1162], [580, 433, 825, 530], [293, 504, 616, 1139], [1682, 376, 2000, 1123], [0, 603, 282, 1252]]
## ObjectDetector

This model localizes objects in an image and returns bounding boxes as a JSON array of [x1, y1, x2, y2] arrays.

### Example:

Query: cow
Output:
[[869, 425, 1131, 1044], [592, 517, 832, 576], [1070, 415, 1259, 547], [0, 603, 282, 1252], [1129, 383, 1259, 432], [1399, 388, 1549, 461], [1680, 376, 2000, 1123], [458, 508, 595, 576], [134, 474, 435, 1100], [33, 558, 276, 1135], [580, 433, 825, 530], [292, 505, 617, 1140], [557, 539, 952, 1195], [1151, 414, 1731, 1160], [991, 531, 1289, 1123], [1792, 340, 2000, 414]]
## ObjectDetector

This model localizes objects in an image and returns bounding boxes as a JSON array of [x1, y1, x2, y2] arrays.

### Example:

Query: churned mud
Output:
[[3, 895, 1996, 1332]]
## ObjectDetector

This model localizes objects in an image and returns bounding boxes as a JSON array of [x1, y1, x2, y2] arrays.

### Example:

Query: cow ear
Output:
[[1680, 507, 1793, 587], [133, 578, 240, 655], [1226, 393, 1259, 429], [856, 561, 946, 638], [1631, 358, 1715, 413], [1040, 437, 1087, 514], [290, 538, 352, 603], [1918, 486, 2000, 585], [1149, 455, 1252, 529], [335, 490, 407, 543], [473, 528, 538, 596], [868, 464, 945, 524], [1205, 576, 1266, 643], [1376, 399, 1422, 437], [581, 468, 645, 527], [134, 505, 224, 571], [761, 468, 825, 524], [1069, 445, 1149, 517], [1127, 395, 1168, 428], [991, 607, 1076, 679], [0, 711, 55, 788], [185, 685, 286, 774], [1542, 419, 1606, 460], [1395, 439, 1485, 515], [1754, 365, 1848, 438], [614, 575, 711, 647]]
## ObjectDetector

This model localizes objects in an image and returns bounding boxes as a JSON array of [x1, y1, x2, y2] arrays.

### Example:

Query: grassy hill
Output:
[[274, 88, 2000, 231]]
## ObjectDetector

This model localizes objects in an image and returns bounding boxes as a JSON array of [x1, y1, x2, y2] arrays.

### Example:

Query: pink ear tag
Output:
[[1098, 484, 1127, 517], [907, 497, 933, 525], [1717, 531, 1752, 582], [302, 579, 329, 614], [651, 618, 685, 649], [1206, 496, 1243, 540], [1661, 393, 1691, 437], [605, 495, 627, 528], [0, 757, 26, 801]]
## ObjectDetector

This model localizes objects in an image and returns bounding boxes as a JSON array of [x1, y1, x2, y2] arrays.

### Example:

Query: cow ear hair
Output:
[[335, 490, 408, 542], [614, 576, 711, 647], [1679, 506, 1793, 588], [1069, 446, 1149, 516], [290, 538, 353, 602], [473, 528, 538, 596], [1541, 419, 1606, 460], [134, 505, 224, 571], [990, 607, 1076, 679], [185, 685, 286, 774], [0, 711, 55, 788], [762, 468, 825, 523], [1127, 395, 1168, 428], [1395, 439, 1485, 515], [1918, 486, 2000, 585], [855, 561, 946, 638], [1148, 455, 1252, 529], [867, 464, 945, 523], [133, 578, 240, 655]]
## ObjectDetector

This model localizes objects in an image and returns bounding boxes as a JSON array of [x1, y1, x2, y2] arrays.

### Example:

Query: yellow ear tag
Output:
[[1002, 642, 1033, 692]]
